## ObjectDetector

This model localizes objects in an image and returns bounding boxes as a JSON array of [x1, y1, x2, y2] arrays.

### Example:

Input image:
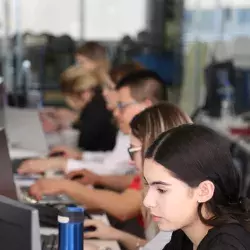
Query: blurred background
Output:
[[0, 0, 250, 116]]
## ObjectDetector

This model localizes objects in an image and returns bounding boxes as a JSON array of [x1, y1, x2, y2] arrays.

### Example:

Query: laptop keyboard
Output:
[[20, 186, 70, 204], [41, 234, 58, 250]]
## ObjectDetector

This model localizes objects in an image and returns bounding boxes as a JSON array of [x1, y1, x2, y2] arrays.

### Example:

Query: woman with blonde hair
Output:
[[41, 42, 111, 131], [59, 65, 117, 152], [83, 102, 192, 250], [76, 41, 110, 73]]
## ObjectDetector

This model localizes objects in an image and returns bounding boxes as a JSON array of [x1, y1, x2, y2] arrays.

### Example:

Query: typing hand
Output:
[[83, 243, 99, 250], [29, 179, 70, 200], [18, 158, 66, 175], [50, 146, 82, 160], [84, 219, 119, 240], [67, 169, 100, 186]]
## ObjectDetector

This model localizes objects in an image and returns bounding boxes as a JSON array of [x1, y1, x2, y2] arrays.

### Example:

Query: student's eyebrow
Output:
[[143, 177, 171, 186], [150, 181, 171, 186]]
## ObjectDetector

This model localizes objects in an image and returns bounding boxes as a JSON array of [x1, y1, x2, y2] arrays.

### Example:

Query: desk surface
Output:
[[196, 114, 250, 154]]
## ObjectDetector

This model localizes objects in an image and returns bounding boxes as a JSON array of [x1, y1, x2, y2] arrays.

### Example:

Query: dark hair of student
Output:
[[116, 70, 168, 103], [145, 124, 250, 231]]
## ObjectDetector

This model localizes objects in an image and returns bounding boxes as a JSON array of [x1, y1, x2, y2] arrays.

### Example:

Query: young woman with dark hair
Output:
[[144, 124, 250, 250], [81, 102, 192, 250]]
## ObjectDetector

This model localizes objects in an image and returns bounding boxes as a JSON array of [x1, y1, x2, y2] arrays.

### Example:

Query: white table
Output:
[[196, 113, 250, 154]]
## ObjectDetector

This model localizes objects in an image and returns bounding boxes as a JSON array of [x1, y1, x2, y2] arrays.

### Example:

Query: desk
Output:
[[196, 113, 250, 154], [9, 147, 43, 159], [41, 214, 120, 250]]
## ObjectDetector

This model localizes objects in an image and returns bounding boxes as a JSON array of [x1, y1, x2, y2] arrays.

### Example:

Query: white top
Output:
[[142, 231, 172, 250], [66, 131, 135, 175]]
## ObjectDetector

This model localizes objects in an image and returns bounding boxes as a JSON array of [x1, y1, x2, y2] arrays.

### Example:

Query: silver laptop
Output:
[[0, 128, 73, 205], [4, 107, 48, 156], [0, 195, 43, 250]]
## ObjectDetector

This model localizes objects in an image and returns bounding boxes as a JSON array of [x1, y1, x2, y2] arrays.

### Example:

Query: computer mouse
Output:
[[71, 174, 84, 181], [83, 225, 96, 232], [49, 151, 65, 157]]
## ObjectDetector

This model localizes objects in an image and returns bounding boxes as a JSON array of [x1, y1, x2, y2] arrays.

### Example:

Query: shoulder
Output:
[[162, 230, 192, 250], [200, 224, 250, 250], [83, 93, 112, 119], [205, 236, 244, 250]]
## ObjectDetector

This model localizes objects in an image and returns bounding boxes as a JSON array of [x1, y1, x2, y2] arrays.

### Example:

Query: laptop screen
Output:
[[0, 195, 41, 250]]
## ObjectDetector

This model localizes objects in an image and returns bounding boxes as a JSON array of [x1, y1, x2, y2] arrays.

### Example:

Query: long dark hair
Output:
[[145, 124, 250, 231]]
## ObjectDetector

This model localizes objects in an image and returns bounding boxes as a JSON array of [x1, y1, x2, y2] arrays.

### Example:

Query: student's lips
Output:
[[152, 214, 162, 222]]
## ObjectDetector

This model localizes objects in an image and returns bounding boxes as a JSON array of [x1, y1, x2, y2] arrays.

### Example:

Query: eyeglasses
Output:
[[128, 146, 142, 160], [117, 101, 138, 111]]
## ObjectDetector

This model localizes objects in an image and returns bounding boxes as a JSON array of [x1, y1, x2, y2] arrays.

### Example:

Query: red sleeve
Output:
[[128, 175, 141, 190]]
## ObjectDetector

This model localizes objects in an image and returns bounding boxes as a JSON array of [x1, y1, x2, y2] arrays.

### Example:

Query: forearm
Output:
[[97, 175, 134, 191], [113, 229, 147, 250], [63, 184, 141, 221]]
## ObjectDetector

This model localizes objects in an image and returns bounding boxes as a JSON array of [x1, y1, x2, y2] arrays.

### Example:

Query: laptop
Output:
[[0, 128, 73, 205], [0, 195, 57, 250], [4, 107, 49, 157]]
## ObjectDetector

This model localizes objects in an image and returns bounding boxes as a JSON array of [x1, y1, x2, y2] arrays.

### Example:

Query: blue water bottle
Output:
[[58, 206, 85, 250]]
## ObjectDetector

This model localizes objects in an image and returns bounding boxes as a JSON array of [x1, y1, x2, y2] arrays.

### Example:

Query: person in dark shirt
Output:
[[60, 65, 117, 151], [143, 124, 250, 250]]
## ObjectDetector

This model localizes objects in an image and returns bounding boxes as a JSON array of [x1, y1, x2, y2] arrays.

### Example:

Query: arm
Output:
[[67, 170, 134, 191], [30, 179, 142, 221], [66, 159, 133, 175], [65, 184, 142, 221], [97, 174, 134, 191], [84, 219, 147, 250], [18, 156, 132, 176]]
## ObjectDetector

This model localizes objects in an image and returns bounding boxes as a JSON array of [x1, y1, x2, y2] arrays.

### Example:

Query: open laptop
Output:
[[0, 128, 73, 205], [0, 195, 57, 250], [4, 107, 49, 158]]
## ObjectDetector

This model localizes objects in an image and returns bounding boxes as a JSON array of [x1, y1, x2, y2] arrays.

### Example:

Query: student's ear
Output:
[[196, 180, 215, 203], [80, 90, 92, 102], [142, 99, 153, 108]]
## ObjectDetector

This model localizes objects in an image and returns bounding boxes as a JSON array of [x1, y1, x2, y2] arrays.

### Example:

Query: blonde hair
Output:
[[130, 102, 192, 239], [60, 65, 99, 94], [76, 41, 110, 72]]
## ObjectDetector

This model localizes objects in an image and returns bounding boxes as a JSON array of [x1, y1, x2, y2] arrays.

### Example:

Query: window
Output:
[[184, 9, 215, 32], [183, 10, 194, 32], [199, 10, 215, 30], [237, 8, 250, 24], [84, 0, 147, 40]]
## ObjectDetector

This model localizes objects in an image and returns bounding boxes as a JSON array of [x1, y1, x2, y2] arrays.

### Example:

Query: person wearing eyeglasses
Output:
[[18, 70, 167, 179], [28, 103, 191, 250], [80, 103, 191, 250]]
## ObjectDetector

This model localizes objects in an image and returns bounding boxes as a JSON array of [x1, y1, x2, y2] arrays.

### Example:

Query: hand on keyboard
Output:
[[41, 234, 58, 250]]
